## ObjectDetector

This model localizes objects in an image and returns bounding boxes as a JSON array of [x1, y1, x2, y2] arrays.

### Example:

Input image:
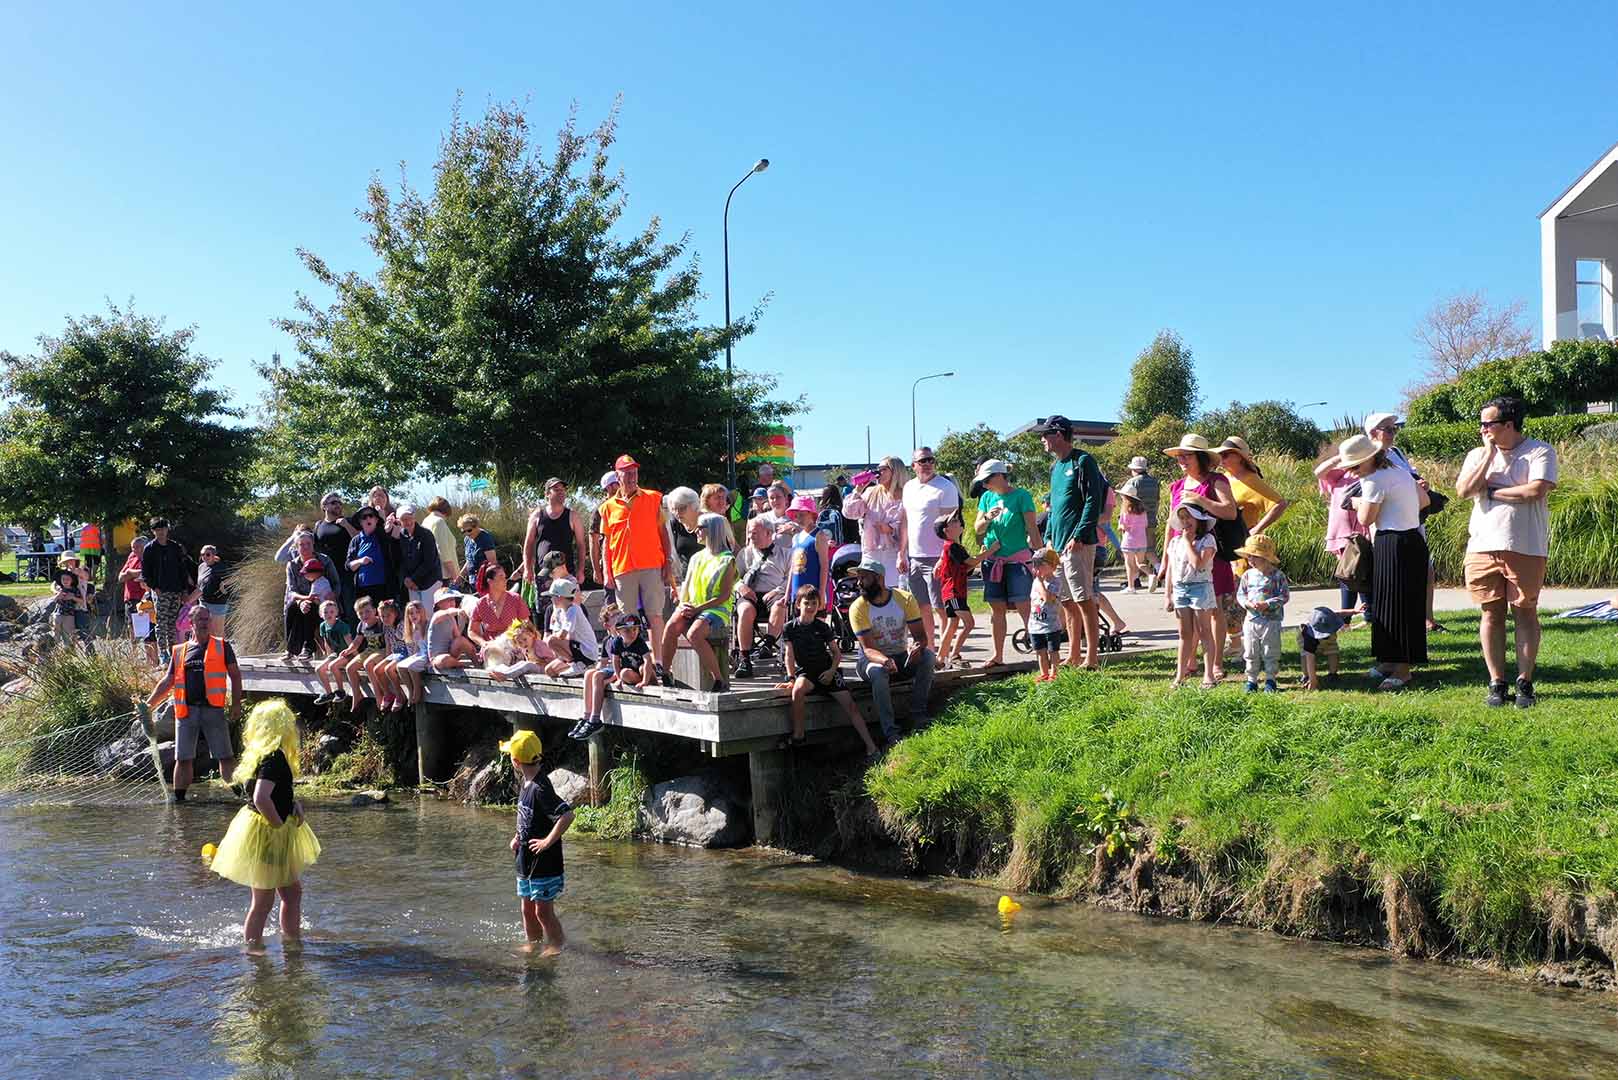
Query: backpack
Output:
[[1213, 512, 1249, 563], [1334, 534, 1373, 597]]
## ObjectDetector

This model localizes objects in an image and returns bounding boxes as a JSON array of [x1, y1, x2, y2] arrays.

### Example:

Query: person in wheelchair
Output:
[[735, 517, 791, 678]]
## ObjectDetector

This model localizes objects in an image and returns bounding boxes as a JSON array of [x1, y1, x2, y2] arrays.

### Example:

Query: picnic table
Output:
[[12, 551, 60, 581]]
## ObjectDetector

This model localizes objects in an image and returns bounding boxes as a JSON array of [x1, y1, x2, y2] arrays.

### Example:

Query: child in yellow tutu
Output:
[[210, 699, 321, 951]]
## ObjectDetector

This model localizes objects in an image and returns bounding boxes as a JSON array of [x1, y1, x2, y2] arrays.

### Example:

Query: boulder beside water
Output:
[[549, 766, 590, 807], [641, 773, 748, 848]]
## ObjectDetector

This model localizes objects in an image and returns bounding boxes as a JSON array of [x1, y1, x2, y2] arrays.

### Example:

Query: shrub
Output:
[[1396, 413, 1612, 460], [1193, 400, 1325, 460], [1405, 339, 1618, 424]]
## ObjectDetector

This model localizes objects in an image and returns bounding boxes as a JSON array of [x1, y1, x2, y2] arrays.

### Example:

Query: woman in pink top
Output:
[[842, 455, 908, 587], [1315, 455, 1370, 610]]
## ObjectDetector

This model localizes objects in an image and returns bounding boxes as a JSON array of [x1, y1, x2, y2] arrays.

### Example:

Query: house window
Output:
[[1575, 259, 1612, 340]]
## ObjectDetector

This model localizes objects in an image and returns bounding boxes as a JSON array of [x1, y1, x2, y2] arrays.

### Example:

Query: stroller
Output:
[[1011, 547, 1125, 655], [827, 543, 865, 653]]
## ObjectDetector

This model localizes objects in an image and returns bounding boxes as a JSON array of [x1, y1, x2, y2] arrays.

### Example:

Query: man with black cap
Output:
[[1036, 416, 1106, 669]]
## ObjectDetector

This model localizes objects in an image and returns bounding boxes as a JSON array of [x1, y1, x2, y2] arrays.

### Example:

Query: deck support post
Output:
[[748, 747, 788, 846], [415, 702, 450, 783], [587, 730, 608, 807]]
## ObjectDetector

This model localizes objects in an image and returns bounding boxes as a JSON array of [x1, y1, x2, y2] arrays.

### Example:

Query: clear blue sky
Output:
[[1, 2, 1605, 469]]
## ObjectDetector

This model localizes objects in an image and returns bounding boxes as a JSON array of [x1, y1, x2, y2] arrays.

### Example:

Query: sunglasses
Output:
[[1479, 419, 1506, 428], [914, 457, 935, 465]]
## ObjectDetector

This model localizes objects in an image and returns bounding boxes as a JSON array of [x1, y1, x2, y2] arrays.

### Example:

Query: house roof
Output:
[[1540, 140, 1618, 219]]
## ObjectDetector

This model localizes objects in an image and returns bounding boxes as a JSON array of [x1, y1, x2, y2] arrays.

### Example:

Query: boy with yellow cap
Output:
[[502, 729, 574, 955]]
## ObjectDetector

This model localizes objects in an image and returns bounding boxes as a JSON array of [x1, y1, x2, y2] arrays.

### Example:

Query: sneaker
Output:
[[1244, 681, 1258, 693], [657, 665, 674, 688], [581, 717, 605, 738], [736, 652, 755, 679], [566, 719, 588, 740], [565, 661, 588, 677], [1264, 680, 1279, 693], [711, 678, 730, 693], [1485, 680, 1509, 708], [1515, 678, 1536, 709]]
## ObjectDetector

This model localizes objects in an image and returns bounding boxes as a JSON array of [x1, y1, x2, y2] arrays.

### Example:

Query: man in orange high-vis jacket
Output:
[[599, 453, 677, 685], [145, 606, 242, 803]]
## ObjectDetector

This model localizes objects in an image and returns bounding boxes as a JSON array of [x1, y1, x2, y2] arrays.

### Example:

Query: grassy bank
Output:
[[866, 612, 1618, 968]]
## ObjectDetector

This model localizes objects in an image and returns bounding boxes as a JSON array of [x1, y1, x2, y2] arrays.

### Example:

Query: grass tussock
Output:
[[866, 613, 1618, 966], [572, 753, 647, 840], [0, 644, 152, 784]]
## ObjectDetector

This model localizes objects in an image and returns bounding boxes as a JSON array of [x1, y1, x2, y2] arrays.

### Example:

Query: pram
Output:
[[1011, 547, 1124, 655], [828, 543, 865, 653]]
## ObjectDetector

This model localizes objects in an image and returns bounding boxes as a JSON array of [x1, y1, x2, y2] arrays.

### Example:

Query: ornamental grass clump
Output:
[[866, 613, 1618, 967]]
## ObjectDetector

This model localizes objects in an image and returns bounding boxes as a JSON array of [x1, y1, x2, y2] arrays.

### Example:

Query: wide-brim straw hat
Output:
[[1234, 533, 1279, 564], [1217, 436, 1257, 469], [1162, 432, 1213, 457], [1335, 434, 1378, 470]]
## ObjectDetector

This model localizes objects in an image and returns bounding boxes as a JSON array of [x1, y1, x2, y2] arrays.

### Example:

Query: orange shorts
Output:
[[1463, 551, 1546, 608]]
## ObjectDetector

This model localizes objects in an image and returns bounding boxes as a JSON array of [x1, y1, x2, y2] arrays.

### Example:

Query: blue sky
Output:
[[1, 2, 1606, 469]]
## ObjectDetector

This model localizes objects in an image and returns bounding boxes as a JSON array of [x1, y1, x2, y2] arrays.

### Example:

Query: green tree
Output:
[[1405, 339, 1618, 424], [1193, 400, 1325, 460], [1119, 329, 1198, 430], [260, 99, 798, 506], [0, 303, 257, 585], [934, 423, 1047, 495]]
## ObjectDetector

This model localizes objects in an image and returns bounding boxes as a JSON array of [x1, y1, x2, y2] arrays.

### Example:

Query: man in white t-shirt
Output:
[[1454, 397, 1558, 709], [898, 446, 960, 649]]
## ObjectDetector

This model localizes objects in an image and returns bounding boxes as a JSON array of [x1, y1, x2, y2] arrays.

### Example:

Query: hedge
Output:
[[1396, 413, 1613, 459]]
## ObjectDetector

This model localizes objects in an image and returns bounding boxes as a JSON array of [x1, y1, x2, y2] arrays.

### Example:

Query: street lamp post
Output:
[[724, 158, 770, 491], [911, 371, 955, 452]]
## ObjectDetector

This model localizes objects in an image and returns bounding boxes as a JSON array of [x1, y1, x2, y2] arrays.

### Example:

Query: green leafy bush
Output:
[[1396, 413, 1612, 459], [1193, 399, 1325, 460], [1406, 339, 1618, 424]]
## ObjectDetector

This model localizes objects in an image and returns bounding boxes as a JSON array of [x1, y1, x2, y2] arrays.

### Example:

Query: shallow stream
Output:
[[3, 798, 1616, 1078]]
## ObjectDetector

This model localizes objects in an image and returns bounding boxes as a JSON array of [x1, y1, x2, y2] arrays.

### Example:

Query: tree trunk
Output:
[[495, 459, 512, 508]]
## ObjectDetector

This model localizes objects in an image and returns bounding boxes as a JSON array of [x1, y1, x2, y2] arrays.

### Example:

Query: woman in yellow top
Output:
[[658, 513, 738, 692], [1217, 437, 1292, 534]]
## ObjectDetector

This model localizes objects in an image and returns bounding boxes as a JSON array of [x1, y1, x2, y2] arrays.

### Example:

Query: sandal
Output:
[[1377, 677, 1408, 692]]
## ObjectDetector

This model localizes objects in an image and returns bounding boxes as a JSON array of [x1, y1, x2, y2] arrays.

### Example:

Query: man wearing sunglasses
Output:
[[312, 492, 359, 618], [1455, 396, 1558, 709], [898, 447, 960, 650]]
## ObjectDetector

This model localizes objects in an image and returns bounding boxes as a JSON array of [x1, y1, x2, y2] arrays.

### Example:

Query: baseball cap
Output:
[[599, 470, 620, 492], [547, 578, 579, 598], [856, 554, 887, 576], [1033, 415, 1073, 436], [1363, 412, 1402, 435], [617, 612, 642, 629], [300, 558, 324, 574], [396, 502, 416, 517], [543, 477, 565, 491], [499, 729, 542, 764], [751, 486, 769, 500], [614, 454, 639, 471]]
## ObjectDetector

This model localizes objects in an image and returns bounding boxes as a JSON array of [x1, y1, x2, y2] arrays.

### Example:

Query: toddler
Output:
[[1164, 504, 1218, 689], [429, 589, 480, 672], [486, 619, 555, 681], [1299, 605, 1361, 690], [1118, 492, 1158, 593], [1028, 548, 1067, 682], [1233, 536, 1291, 692]]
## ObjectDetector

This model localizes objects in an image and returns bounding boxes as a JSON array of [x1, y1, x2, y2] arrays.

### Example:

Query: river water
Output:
[[3, 798, 1616, 1079]]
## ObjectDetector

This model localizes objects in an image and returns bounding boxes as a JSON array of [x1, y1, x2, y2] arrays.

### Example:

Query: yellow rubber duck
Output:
[[201, 843, 217, 861], [997, 895, 1021, 916]]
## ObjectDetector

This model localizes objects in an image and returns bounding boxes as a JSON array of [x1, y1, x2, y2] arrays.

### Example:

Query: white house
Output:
[[1540, 141, 1618, 346]]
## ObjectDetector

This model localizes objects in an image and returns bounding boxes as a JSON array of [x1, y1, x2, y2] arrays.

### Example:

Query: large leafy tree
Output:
[[1119, 329, 1198, 430], [934, 423, 1047, 494], [0, 303, 257, 581], [261, 99, 797, 505], [1193, 399, 1325, 460]]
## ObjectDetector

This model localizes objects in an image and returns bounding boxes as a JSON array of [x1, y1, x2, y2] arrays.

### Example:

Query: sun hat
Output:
[[788, 494, 819, 516], [1307, 606, 1347, 638], [1362, 412, 1402, 436], [970, 459, 1010, 498], [433, 588, 464, 608], [1033, 415, 1073, 436], [1128, 456, 1150, 472], [59, 551, 81, 565], [396, 502, 417, 517], [1176, 503, 1214, 523], [856, 553, 887, 576], [547, 578, 579, 598], [614, 454, 639, 471], [1117, 476, 1145, 500], [1162, 433, 1213, 457], [1335, 434, 1379, 470], [1217, 436, 1258, 469], [499, 729, 542, 764], [1234, 533, 1279, 564], [300, 558, 325, 574]]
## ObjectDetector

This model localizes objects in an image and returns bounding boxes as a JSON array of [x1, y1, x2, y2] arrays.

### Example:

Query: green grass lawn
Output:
[[867, 609, 1618, 967], [0, 553, 53, 599]]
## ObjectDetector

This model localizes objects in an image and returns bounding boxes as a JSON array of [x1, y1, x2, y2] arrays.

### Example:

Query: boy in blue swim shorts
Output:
[[503, 729, 574, 955]]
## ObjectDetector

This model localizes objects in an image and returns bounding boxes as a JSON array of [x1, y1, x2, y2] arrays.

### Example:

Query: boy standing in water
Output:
[[503, 730, 574, 956]]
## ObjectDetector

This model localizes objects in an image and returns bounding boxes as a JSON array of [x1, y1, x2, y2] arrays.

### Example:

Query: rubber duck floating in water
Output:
[[201, 843, 217, 862], [997, 895, 1021, 916]]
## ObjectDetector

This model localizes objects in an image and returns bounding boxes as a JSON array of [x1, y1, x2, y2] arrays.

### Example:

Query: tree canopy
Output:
[[1408, 291, 1535, 400], [0, 303, 255, 542], [259, 100, 798, 506], [1193, 399, 1325, 460], [1119, 329, 1198, 430], [1405, 338, 1618, 424], [933, 423, 1047, 495]]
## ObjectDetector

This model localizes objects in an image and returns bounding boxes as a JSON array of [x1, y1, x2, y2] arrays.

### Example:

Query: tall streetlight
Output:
[[911, 371, 955, 452], [1300, 400, 1328, 408], [724, 158, 770, 490]]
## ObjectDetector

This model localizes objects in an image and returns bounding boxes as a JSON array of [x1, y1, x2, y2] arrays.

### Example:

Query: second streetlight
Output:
[[912, 371, 955, 452]]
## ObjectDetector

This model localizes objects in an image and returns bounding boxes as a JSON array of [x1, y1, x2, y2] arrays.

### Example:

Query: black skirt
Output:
[[1369, 528, 1428, 665]]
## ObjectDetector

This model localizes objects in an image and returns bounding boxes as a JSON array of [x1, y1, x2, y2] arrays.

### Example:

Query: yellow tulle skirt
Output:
[[211, 805, 321, 890]]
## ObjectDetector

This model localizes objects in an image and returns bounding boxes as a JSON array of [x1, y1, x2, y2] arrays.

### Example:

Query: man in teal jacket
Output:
[[1037, 416, 1104, 669]]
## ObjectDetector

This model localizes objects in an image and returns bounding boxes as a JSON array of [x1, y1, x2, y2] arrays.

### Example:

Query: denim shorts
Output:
[[517, 874, 565, 902], [1030, 631, 1063, 653], [1172, 580, 1216, 611], [982, 560, 1033, 604], [693, 610, 727, 636]]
